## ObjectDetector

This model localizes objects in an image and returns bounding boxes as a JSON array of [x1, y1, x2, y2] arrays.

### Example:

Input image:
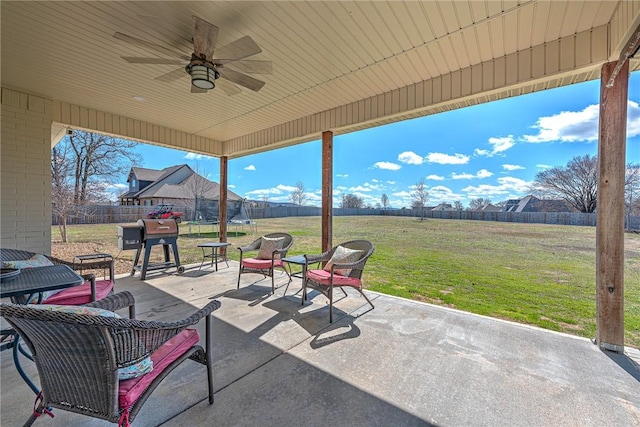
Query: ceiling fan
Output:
[[113, 16, 272, 94]]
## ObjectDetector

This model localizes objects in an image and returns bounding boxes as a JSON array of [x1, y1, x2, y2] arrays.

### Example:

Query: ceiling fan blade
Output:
[[217, 79, 242, 96], [191, 85, 208, 94], [215, 35, 262, 62], [155, 68, 186, 83], [217, 60, 272, 75], [219, 68, 265, 92], [193, 16, 219, 61], [113, 32, 184, 58], [122, 57, 185, 65]]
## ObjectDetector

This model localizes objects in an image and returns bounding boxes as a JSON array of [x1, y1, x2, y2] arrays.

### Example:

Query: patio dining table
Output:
[[1, 265, 85, 394]]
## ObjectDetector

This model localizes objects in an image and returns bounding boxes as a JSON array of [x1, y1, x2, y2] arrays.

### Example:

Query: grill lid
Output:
[[137, 219, 179, 239]]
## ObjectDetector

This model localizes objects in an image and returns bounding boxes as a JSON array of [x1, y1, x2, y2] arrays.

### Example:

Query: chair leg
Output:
[[205, 316, 214, 405], [270, 269, 275, 294], [358, 288, 375, 309], [329, 287, 334, 323], [237, 266, 242, 289]]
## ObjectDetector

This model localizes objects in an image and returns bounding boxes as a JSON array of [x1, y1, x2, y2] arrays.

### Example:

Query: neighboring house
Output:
[[119, 165, 242, 210], [431, 203, 454, 211], [502, 195, 574, 213], [477, 203, 502, 212]]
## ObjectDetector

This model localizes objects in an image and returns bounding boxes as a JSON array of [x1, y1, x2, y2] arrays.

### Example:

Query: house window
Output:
[[131, 178, 137, 191]]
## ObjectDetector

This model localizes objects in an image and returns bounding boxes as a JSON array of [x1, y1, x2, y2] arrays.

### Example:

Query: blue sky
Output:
[[121, 71, 639, 208]]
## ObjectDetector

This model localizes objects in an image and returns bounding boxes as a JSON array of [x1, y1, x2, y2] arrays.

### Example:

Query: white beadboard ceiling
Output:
[[2, 1, 639, 158]]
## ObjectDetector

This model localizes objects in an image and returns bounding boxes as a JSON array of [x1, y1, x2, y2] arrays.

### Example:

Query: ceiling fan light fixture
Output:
[[189, 64, 217, 90]]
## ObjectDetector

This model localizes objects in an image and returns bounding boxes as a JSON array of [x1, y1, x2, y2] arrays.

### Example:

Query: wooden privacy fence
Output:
[[53, 205, 640, 230], [52, 205, 194, 225]]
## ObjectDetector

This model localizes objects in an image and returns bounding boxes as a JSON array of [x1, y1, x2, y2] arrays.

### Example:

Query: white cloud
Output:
[[392, 190, 412, 198], [245, 183, 296, 197], [398, 151, 424, 165], [451, 169, 493, 180], [426, 152, 470, 165], [184, 153, 214, 160], [536, 164, 552, 169], [228, 184, 236, 189], [489, 136, 515, 153], [373, 161, 401, 171], [476, 169, 493, 178], [336, 173, 349, 178], [244, 165, 256, 171], [349, 185, 373, 192], [276, 184, 296, 192], [427, 174, 445, 181], [462, 177, 532, 198], [503, 164, 525, 171], [522, 101, 640, 143], [387, 180, 396, 185], [428, 186, 464, 203], [474, 136, 515, 157], [451, 172, 475, 180]]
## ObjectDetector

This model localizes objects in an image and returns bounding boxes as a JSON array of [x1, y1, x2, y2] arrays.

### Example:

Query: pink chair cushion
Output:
[[306, 269, 362, 287], [242, 258, 285, 269], [42, 279, 114, 305], [118, 329, 200, 409]]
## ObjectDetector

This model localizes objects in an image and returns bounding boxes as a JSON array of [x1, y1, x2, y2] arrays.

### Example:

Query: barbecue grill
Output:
[[132, 219, 184, 280]]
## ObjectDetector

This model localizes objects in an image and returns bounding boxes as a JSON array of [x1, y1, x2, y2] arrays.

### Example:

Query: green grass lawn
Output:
[[55, 216, 640, 348]]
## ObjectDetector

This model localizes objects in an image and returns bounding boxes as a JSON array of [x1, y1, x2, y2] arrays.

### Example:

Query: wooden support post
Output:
[[322, 131, 333, 253], [596, 60, 628, 353], [219, 156, 228, 252]]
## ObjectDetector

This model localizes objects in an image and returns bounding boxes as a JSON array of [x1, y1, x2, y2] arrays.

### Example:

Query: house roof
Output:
[[130, 167, 164, 183], [122, 164, 242, 201], [2, 1, 638, 159]]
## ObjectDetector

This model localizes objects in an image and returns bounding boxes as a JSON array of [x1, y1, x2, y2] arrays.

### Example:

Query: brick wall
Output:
[[1, 88, 53, 254]]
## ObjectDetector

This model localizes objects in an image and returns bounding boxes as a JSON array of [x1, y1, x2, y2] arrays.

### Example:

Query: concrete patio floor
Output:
[[1, 260, 639, 426]]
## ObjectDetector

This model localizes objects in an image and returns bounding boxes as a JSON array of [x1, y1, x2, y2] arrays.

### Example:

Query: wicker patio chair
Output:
[[303, 240, 375, 322], [237, 232, 293, 294], [0, 248, 115, 305], [0, 291, 221, 426]]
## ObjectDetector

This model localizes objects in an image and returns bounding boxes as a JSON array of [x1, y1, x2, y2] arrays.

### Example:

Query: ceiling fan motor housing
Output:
[[186, 56, 220, 90]]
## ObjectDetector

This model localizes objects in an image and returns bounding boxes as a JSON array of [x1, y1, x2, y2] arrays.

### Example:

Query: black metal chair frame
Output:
[[303, 240, 375, 322], [237, 232, 293, 293]]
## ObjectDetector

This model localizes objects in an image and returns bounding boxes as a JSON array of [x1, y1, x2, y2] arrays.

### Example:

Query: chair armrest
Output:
[[81, 273, 97, 302], [85, 291, 136, 318], [304, 252, 331, 265], [110, 299, 222, 364], [238, 239, 261, 253]]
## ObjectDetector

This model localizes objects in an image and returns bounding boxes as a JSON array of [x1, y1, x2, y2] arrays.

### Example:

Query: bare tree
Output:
[[184, 164, 216, 221], [453, 201, 464, 211], [626, 164, 640, 226], [469, 198, 492, 211], [64, 130, 141, 203], [51, 145, 76, 242], [532, 154, 599, 213], [341, 194, 364, 208], [289, 181, 307, 205], [381, 193, 389, 209], [411, 178, 429, 209], [411, 178, 429, 218]]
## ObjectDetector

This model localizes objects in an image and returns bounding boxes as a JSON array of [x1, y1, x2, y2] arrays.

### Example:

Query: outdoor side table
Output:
[[282, 255, 309, 302], [198, 242, 231, 271]]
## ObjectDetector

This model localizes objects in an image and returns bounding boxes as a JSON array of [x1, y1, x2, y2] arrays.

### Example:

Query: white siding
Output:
[[1, 88, 53, 253]]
